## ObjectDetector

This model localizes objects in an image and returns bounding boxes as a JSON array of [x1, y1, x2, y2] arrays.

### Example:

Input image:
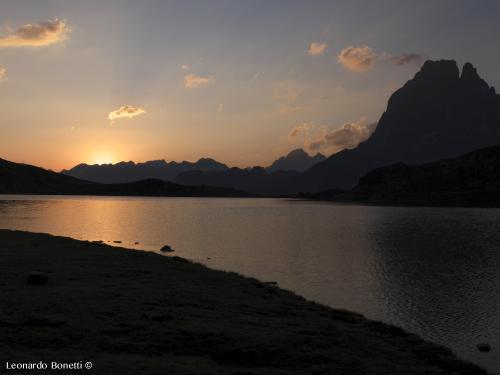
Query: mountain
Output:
[[174, 60, 500, 195], [0, 158, 248, 197], [61, 158, 229, 184], [175, 167, 300, 196], [321, 145, 500, 207], [299, 60, 500, 192], [266, 149, 326, 172]]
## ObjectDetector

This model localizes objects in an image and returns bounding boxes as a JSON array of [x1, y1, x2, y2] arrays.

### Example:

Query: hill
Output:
[[309, 145, 500, 207], [0, 158, 248, 197]]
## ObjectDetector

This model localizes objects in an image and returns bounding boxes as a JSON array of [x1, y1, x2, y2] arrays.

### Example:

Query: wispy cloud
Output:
[[0, 67, 7, 80], [0, 19, 70, 48], [250, 72, 260, 83], [108, 105, 146, 121], [279, 105, 302, 114], [184, 74, 215, 88], [217, 103, 224, 113], [389, 53, 424, 66], [288, 118, 377, 155], [288, 123, 311, 140], [308, 42, 327, 56], [181, 64, 190, 70], [338, 45, 424, 72], [273, 81, 299, 102], [338, 46, 377, 72]]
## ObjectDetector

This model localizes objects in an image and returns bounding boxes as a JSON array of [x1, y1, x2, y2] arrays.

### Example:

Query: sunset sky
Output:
[[1, 0, 500, 170]]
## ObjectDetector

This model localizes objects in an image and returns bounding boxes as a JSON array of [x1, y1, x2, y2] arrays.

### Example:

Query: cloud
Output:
[[288, 118, 377, 155], [389, 53, 424, 66], [338, 45, 424, 72], [288, 123, 311, 140], [108, 105, 146, 121], [181, 64, 190, 70], [273, 81, 299, 102], [338, 46, 377, 72], [322, 120, 377, 150], [250, 72, 260, 83], [279, 105, 302, 114], [184, 74, 214, 88], [0, 67, 6, 80], [308, 42, 327, 56], [217, 103, 224, 113], [0, 19, 70, 48]]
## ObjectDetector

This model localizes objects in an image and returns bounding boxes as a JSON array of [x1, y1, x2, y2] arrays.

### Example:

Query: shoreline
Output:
[[0, 229, 489, 374]]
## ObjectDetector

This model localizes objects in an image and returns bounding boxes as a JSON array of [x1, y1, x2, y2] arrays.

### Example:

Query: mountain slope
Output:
[[349, 145, 500, 206], [299, 60, 500, 192], [61, 158, 229, 184], [0, 158, 248, 197], [266, 149, 326, 172], [175, 167, 300, 196]]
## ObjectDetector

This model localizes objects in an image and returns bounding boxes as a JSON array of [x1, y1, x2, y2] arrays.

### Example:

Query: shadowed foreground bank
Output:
[[0, 230, 488, 374]]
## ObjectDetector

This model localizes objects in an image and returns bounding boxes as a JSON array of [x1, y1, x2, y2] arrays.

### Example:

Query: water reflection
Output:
[[0, 196, 499, 372]]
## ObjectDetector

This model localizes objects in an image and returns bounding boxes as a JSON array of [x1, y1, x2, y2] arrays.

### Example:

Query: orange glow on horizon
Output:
[[88, 152, 116, 166]]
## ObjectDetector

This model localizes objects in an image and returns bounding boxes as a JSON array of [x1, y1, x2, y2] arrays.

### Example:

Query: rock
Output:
[[160, 245, 174, 253], [134, 242, 139, 245], [113, 240, 122, 244], [264, 281, 278, 286], [477, 343, 491, 352], [27, 272, 48, 285]]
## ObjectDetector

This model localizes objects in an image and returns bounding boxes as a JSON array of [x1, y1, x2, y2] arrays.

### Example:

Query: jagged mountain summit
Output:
[[266, 149, 326, 173], [61, 158, 228, 184], [299, 60, 500, 191]]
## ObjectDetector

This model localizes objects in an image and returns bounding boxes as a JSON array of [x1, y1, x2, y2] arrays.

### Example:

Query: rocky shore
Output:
[[0, 230, 488, 374]]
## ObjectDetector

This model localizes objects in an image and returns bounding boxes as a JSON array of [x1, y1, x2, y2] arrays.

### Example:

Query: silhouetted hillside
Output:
[[299, 60, 500, 192], [309, 146, 500, 206], [266, 149, 326, 172], [352, 145, 500, 206], [175, 167, 300, 196], [0, 158, 248, 197], [62, 158, 228, 183]]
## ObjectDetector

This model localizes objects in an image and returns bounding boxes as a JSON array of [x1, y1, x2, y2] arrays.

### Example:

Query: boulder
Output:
[[477, 343, 491, 352], [160, 245, 174, 253]]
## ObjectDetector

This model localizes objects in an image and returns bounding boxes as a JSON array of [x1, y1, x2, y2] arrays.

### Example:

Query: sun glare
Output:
[[89, 153, 115, 165]]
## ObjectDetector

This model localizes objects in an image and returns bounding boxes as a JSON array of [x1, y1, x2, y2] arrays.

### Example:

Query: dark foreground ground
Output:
[[0, 230, 489, 374]]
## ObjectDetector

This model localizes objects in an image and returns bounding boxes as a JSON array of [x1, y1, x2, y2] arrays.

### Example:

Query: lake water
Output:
[[1, 195, 499, 372]]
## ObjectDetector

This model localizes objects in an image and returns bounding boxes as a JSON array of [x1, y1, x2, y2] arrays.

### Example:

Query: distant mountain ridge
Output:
[[62, 158, 229, 184], [0, 158, 248, 197], [266, 149, 326, 172], [61, 148, 324, 186]]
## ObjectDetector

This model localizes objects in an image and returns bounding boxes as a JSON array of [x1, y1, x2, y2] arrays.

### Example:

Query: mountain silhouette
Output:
[[326, 145, 500, 206], [174, 60, 500, 194], [61, 158, 228, 184], [0, 158, 248, 197], [266, 149, 326, 172], [299, 60, 500, 191], [175, 167, 300, 196]]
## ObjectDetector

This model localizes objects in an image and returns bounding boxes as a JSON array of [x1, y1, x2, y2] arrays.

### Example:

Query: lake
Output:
[[1, 195, 499, 372]]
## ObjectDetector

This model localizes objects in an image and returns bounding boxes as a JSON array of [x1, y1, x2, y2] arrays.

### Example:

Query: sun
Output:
[[89, 152, 115, 165]]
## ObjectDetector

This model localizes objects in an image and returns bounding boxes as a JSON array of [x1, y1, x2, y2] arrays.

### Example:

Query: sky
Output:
[[1, 0, 500, 170]]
